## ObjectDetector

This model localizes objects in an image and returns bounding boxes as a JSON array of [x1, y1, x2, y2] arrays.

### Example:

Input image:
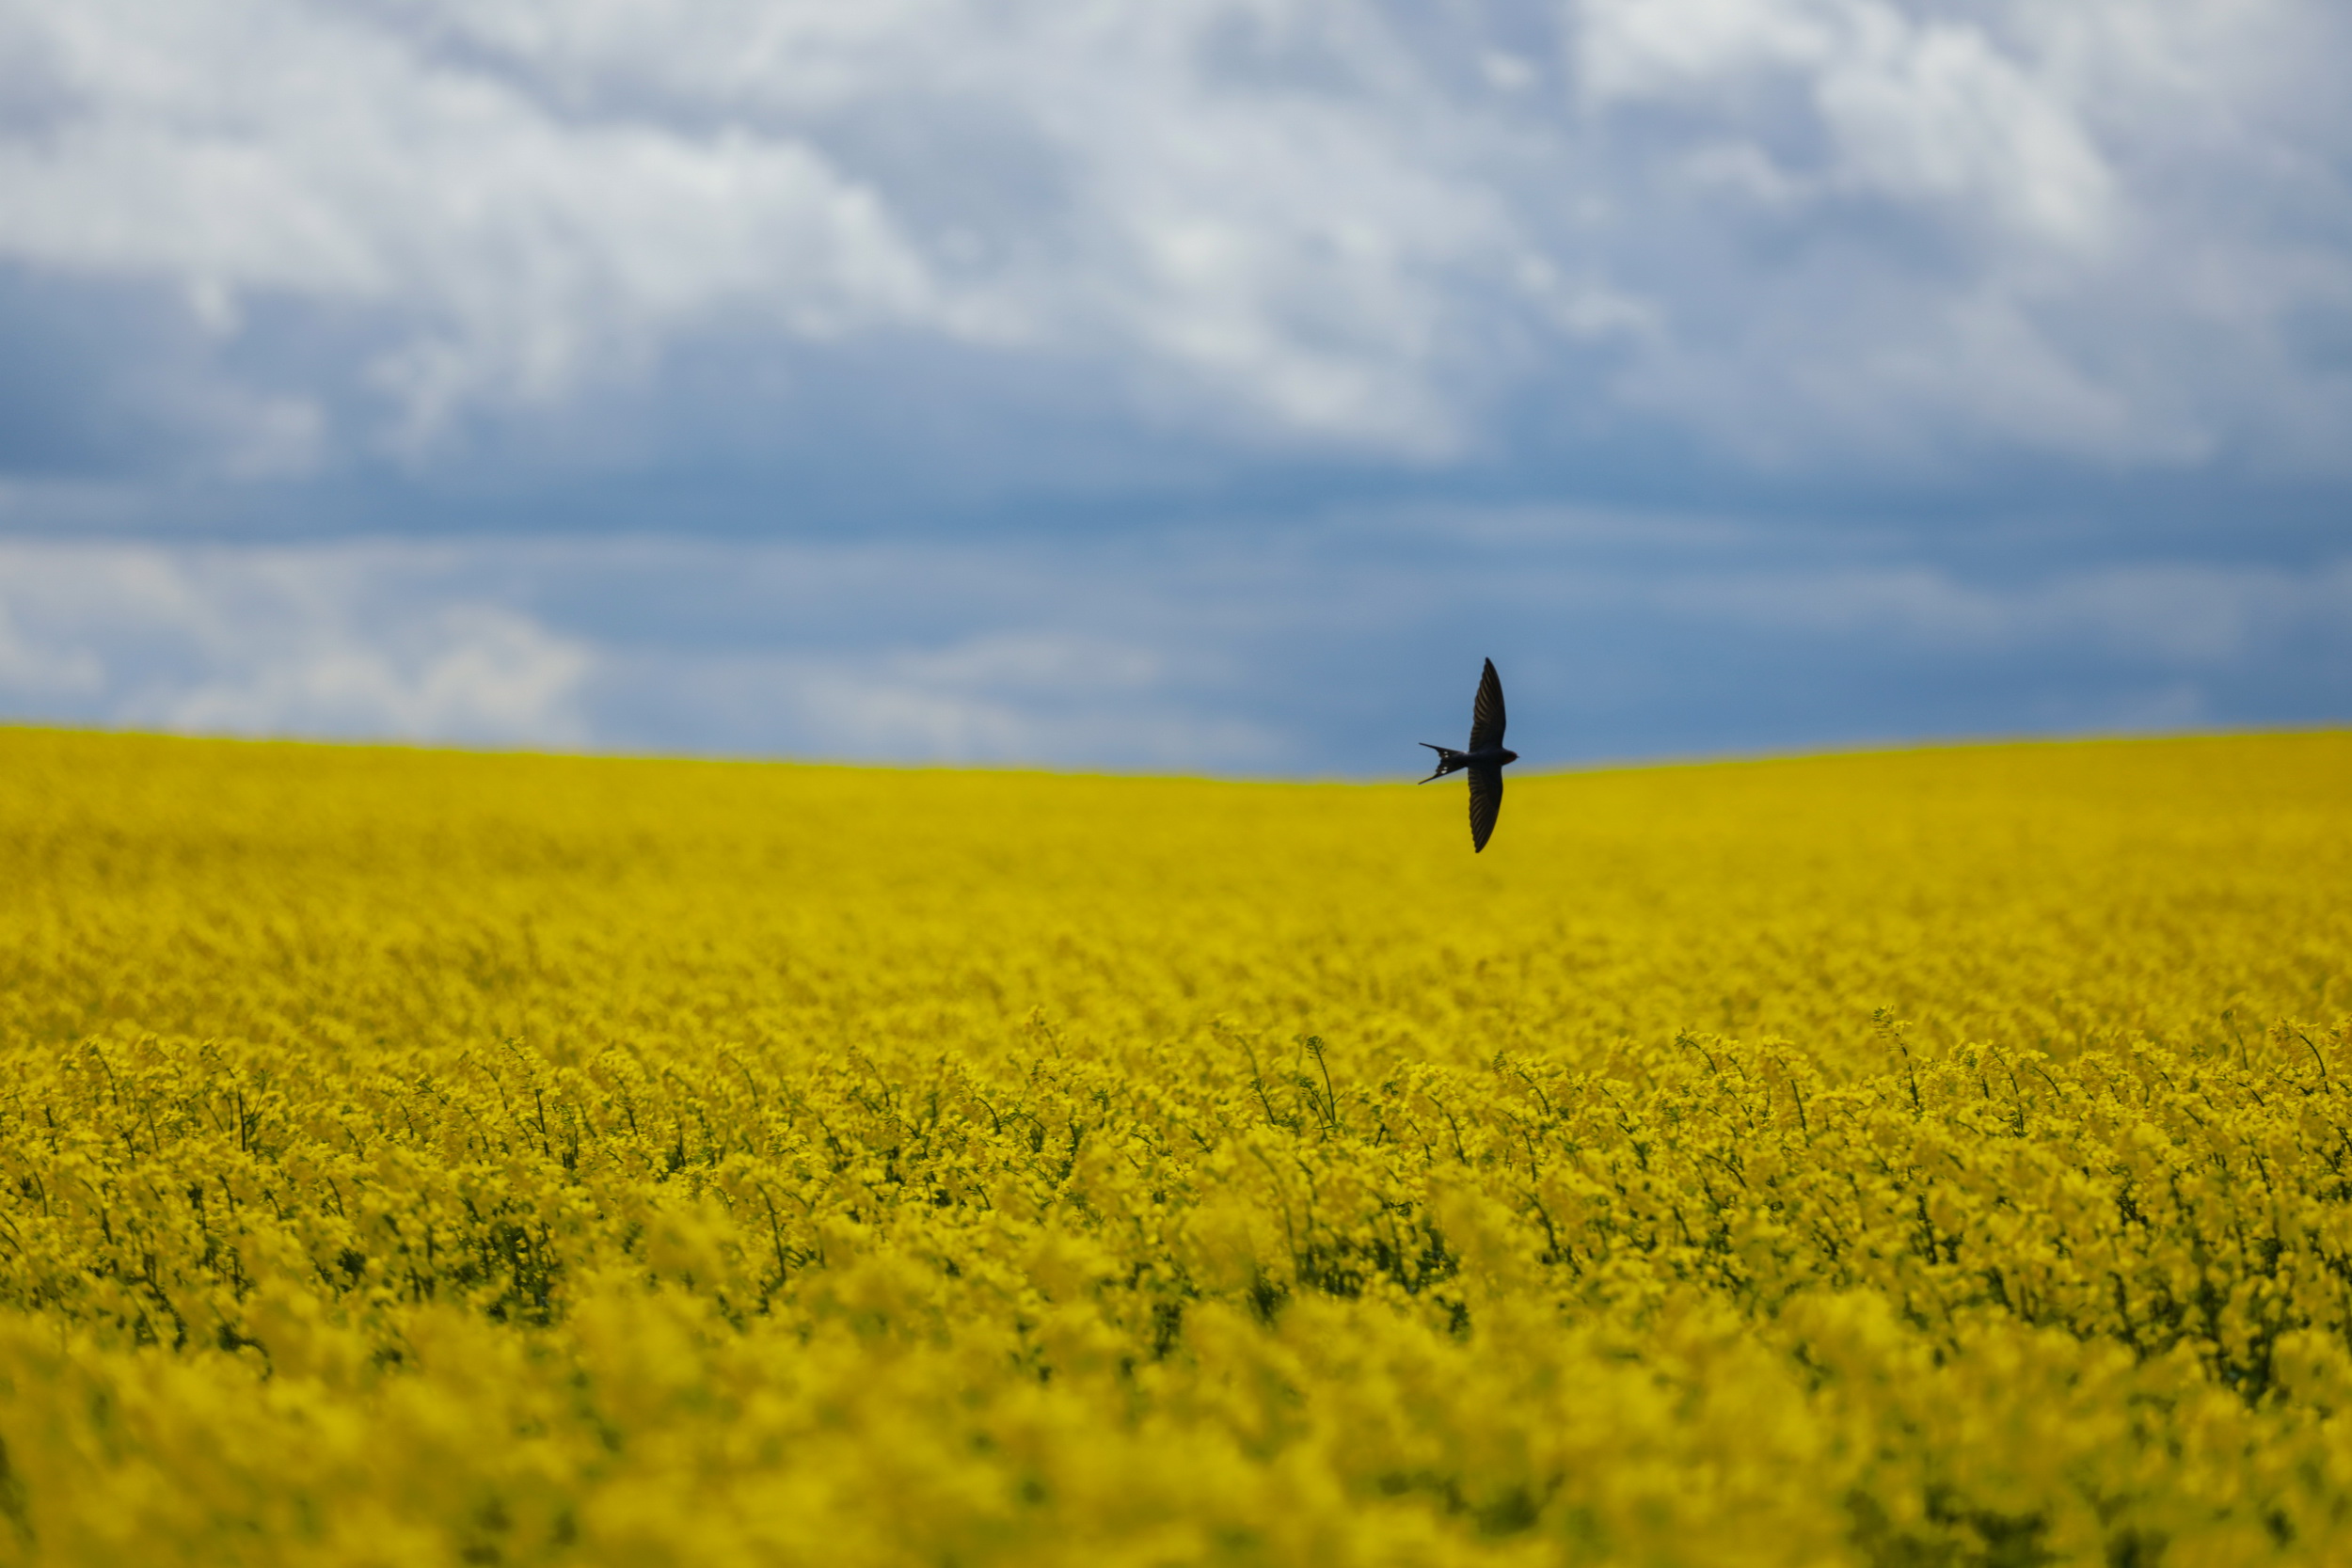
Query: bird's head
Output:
[[1500, 749, 1519, 766]]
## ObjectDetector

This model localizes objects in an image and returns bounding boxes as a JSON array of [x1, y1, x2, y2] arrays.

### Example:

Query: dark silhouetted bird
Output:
[[1419, 657, 1519, 852]]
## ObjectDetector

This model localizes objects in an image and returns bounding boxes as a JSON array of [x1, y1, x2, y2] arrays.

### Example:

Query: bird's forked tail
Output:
[[1418, 743, 1468, 783]]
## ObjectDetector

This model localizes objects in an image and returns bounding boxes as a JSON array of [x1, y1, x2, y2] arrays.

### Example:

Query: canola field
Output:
[[2, 725, 2350, 1567]]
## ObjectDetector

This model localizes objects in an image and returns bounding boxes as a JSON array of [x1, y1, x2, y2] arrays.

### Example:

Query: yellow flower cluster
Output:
[[2, 726, 2349, 1566]]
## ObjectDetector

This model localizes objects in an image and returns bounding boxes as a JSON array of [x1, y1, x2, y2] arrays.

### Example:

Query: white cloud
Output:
[[1571, 0, 2328, 467], [1581, 0, 2117, 242], [139, 603, 591, 742], [0, 541, 592, 743], [0, 539, 1295, 768], [766, 632, 1280, 768], [2, 531, 2343, 772], [3, 1, 947, 447], [1654, 558, 2352, 667], [4, 0, 2343, 474], [0, 600, 105, 697]]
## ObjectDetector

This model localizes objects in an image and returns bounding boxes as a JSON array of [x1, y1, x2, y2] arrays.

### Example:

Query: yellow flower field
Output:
[[3, 724, 2349, 1566]]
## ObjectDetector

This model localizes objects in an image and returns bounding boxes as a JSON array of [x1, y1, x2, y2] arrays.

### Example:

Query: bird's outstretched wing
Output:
[[1468, 766, 1503, 852], [1468, 657, 1506, 752]]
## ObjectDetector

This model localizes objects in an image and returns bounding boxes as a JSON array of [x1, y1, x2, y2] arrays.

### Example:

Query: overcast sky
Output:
[[3, 0, 2347, 771]]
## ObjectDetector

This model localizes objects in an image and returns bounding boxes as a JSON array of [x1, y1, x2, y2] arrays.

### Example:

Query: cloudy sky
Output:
[[3, 0, 2347, 772]]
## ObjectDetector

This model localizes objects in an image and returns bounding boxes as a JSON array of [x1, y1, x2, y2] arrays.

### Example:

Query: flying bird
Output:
[[1420, 657, 1519, 852]]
